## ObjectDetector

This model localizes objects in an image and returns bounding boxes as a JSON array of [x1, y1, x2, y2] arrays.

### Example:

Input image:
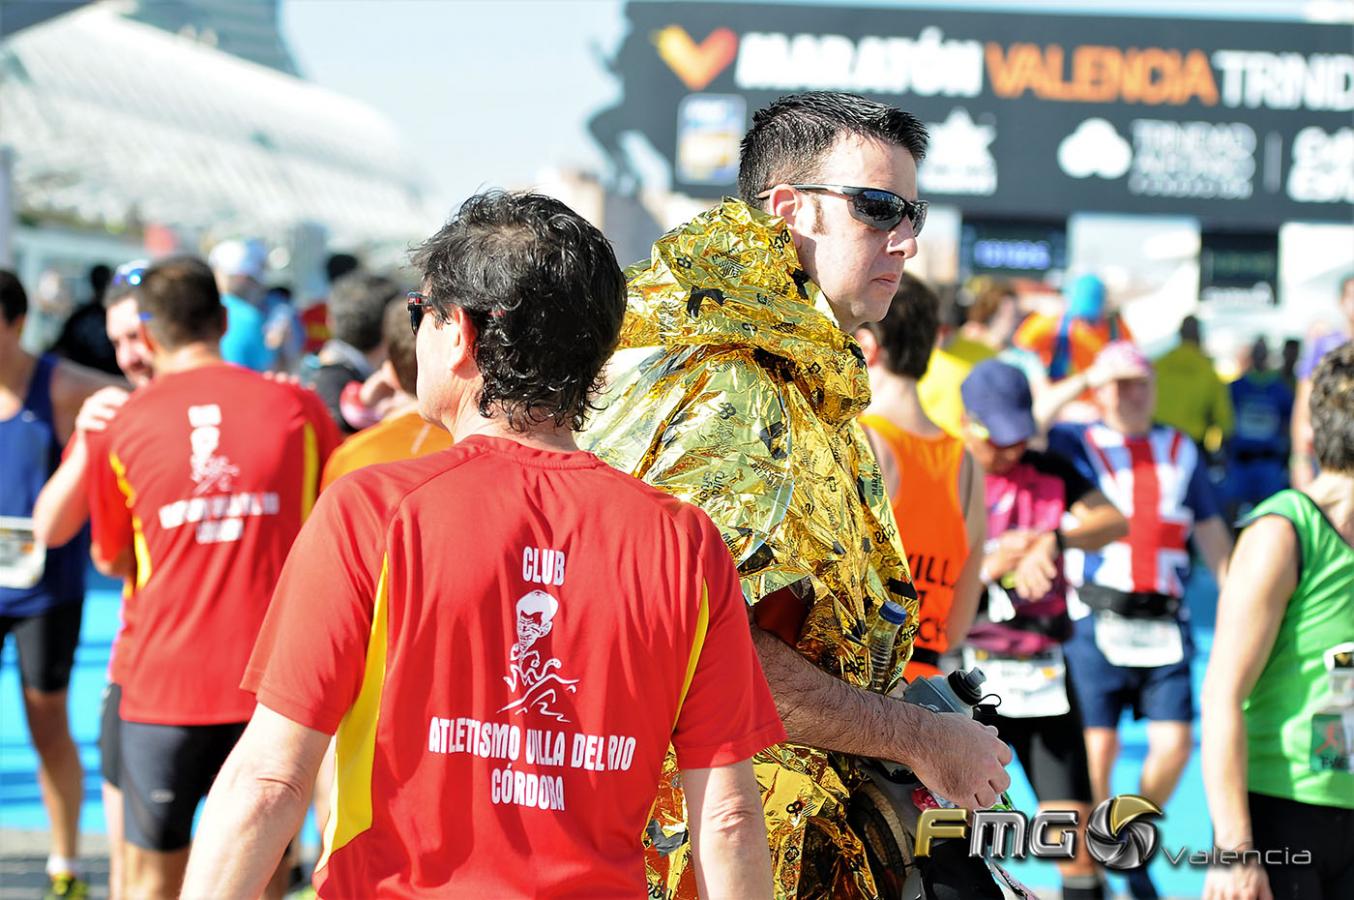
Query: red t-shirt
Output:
[[245, 435, 784, 898], [87, 364, 339, 725]]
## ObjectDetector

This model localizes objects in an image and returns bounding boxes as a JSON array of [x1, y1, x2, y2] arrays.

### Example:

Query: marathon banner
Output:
[[589, 3, 1354, 227]]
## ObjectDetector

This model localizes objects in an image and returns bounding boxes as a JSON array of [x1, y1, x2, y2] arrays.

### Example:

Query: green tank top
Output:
[[1242, 490, 1354, 809]]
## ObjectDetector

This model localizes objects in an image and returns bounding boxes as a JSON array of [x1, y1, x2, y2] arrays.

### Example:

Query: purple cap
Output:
[[961, 360, 1036, 446]]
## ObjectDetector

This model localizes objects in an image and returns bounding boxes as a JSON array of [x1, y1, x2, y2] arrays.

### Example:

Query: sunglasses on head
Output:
[[111, 261, 149, 288], [757, 184, 927, 236], [407, 291, 436, 336]]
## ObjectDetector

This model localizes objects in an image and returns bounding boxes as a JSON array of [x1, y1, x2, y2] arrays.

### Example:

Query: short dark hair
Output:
[[862, 273, 940, 380], [329, 272, 401, 353], [136, 257, 223, 349], [0, 270, 27, 324], [1310, 342, 1354, 474], [382, 297, 417, 395], [89, 264, 112, 302], [326, 253, 360, 284], [411, 190, 626, 432], [738, 91, 929, 204], [1180, 315, 1202, 344]]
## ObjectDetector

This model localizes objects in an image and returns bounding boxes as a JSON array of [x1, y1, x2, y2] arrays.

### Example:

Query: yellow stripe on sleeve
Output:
[[109, 452, 152, 587], [300, 423, 319, 522], [674, 583, 710, 724], [319, 554, 390, 869]]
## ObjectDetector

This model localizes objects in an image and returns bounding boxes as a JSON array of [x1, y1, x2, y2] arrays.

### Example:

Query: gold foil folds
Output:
[[581, 199, 919, 899]]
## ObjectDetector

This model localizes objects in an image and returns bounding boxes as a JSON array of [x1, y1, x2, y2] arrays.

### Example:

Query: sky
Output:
[[281, 0, 1344, 219], [282, 0, 628, 219]]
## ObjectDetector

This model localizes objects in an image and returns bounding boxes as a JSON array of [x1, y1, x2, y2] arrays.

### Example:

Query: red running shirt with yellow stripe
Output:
[[86, 364, 339, 725], [244, 436, 785, 898]]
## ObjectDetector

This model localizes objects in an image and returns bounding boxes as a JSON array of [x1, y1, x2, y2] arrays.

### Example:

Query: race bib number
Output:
[[1093, 610, 1184, 668], [0, 516, 45, 590], [964, 646, 1070, 718], [1310, 711, 1354, 773], [1312, 643, 1354, 773]]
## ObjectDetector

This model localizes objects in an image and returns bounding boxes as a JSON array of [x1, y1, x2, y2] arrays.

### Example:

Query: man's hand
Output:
[[749, 624, 1013, 810], [74, 386, 129, 435], [1012, 531, 1059, 600], [906, 710, 1012, 810], [1203, 860, 1273, 900], [262, 370, 302, 386]]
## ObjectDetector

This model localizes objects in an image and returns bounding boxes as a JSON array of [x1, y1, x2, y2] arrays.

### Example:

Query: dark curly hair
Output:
[[738, 91, 928, 205], [411, 191, 626, 432], [1311, 341, 1354, 474]]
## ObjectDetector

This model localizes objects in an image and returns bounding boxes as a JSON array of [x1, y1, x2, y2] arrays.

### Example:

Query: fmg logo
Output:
[[915, 795, 1164, 868]]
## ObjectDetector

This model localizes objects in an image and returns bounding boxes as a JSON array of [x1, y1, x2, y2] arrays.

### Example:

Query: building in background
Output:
[[127, 0, 300, 75], [0, 0, 433, 340]]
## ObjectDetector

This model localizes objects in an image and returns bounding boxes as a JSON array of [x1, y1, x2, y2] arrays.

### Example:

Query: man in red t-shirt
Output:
[[85, 257, 339, 898], [183, 192, 783, 899]]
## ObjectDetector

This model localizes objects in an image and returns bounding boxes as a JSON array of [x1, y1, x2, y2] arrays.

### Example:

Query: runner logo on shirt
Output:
[[188, 404, 240, 495], [156, 404, 277, 545], [501, 580, 580, 723]]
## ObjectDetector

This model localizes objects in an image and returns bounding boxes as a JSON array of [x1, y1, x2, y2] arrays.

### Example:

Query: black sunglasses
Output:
[[407, 291, 436, 335], [758, 184, 927, 236]]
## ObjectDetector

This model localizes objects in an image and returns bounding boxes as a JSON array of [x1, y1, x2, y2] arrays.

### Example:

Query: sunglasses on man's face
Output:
[[758, 184, 927, 236], [407, 291, 436, 336]]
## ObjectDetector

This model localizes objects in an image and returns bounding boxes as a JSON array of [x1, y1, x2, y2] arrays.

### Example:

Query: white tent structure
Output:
[[0, 2, 433, 273]]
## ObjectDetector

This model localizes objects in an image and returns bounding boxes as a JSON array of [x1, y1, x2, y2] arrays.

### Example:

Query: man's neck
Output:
[[152, 344, 224, 376], [444, 394, 580, 453], [958, 323, 997, 350], [1103, 414, 1151, 438], [384, 392, 420, 419], [864, 372, 944, 438], [1307, 471, 1354, 537], [0, 341, 36, 395]]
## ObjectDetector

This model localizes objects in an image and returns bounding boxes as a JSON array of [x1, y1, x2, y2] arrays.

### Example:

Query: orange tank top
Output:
[[860, 414, 970, 680]]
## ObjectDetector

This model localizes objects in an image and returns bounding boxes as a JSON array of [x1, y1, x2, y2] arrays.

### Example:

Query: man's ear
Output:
[[139, 320, 162, 357], [445, 305, 480, 378], [763, 184, 806, 248], [854, 327, 881, 367]]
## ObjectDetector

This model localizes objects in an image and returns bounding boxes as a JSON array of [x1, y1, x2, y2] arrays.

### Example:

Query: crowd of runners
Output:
[[1, 91, 1350, 900]]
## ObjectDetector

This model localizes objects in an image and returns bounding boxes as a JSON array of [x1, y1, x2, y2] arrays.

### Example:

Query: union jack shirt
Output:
[[1048, 422, 1220, 618]]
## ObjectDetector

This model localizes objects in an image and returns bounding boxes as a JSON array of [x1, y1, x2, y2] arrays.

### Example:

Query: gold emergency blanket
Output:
[[581, 199, 920, 899]]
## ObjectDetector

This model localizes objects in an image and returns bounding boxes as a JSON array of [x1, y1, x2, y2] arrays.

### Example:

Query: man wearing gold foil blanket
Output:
[[581, 91, 1013, 899]]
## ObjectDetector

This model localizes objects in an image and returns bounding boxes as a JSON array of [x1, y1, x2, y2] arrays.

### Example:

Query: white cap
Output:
[[208, 238, 268, 279]]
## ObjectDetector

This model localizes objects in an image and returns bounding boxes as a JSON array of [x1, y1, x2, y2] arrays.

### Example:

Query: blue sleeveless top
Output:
[[0, 354, 88, 617]]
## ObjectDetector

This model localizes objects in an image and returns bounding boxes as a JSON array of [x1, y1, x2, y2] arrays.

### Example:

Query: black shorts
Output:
[[1249, 791, 1354, 899], [121, 719, 246, 852], [99, 682, 122, 787], [992, 688, 1093, 804], [0, 600, 83, 693]]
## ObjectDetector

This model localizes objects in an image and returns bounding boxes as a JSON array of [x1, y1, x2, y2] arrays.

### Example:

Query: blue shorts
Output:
[[1063, 615, 1194, 727]]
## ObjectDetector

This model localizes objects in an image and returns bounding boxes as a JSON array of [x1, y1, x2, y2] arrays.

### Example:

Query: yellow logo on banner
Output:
[[654, 25, 738, 91]]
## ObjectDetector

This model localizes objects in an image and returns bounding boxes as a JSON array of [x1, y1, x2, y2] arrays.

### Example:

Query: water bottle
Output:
[[901, 668, 987, 715], [868, 601, 910, 692], [895, 669, 990, 809]]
